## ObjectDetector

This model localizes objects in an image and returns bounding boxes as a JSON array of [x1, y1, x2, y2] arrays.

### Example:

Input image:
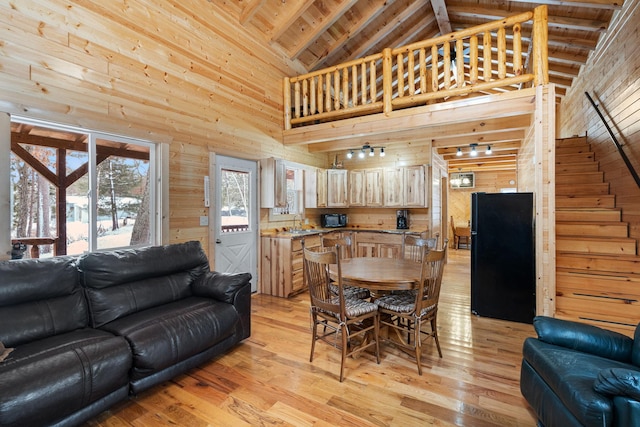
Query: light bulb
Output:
[[346, 150, 353, 159], [358, 149, 365, 159], [369, 147, 374, 156], [380, 148, 385, 157], [470, 146, 477, 157], [485, 145, 492, 155], [456, 148, 462, 157]]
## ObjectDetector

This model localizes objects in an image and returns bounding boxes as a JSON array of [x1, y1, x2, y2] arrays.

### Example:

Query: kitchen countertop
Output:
[[261, 227, 426, 238]]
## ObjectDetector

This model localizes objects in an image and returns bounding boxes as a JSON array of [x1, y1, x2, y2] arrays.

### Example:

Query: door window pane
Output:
[[220, 168, 249, 233]]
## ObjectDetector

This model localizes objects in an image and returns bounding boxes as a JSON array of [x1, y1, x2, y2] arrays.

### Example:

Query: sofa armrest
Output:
[[594, 368, 640, 401], [533, 316, 633, 362], [192, 271, 252, 305]]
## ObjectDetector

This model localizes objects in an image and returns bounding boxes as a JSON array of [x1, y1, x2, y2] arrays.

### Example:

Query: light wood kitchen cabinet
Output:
[[383, 167, 404, 207], [260, 158, 286, 208], [365, 168, 384, 206], [404, 165, 426, 207], [327, 169, 349, 207], [261, 234, 323, 297], [316, 168, 327, 208], [349, 170, 366, 206]]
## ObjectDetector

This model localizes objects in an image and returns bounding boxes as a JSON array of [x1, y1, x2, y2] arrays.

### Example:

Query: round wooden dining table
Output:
[[329, 257, 422, 296]]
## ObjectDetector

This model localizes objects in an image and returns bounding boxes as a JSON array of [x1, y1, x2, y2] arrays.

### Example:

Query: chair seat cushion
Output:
[[375, 291, 435, 316], [329, 283, 370, 300], [0, 329, 131, 427], [99, 296, 240, 381], [523, 337, 637, 426], [344, 297, 378, 318]]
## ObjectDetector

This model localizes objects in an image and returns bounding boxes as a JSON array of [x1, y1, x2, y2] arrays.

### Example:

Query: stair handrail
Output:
[[585, 91, 640, 189]]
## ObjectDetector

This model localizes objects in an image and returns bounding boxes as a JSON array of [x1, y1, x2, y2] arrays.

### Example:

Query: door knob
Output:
[[216, 239, 222, 244]]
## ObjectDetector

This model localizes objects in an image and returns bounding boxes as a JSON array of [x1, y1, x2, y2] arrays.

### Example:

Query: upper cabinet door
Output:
[[383, 167, 404, 207], [327, 169, 349, 207], [404, 165, 426, 207], [365, 169, 384, 207], [316, 168, 327, 208], [260, 158, 286, 208], [349, 170, 366, 207]]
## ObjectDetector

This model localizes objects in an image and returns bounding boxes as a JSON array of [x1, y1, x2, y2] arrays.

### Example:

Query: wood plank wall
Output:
[[0, 1, 326, 259], [559, 0, 640, 242], [448, 169, 517, 229]]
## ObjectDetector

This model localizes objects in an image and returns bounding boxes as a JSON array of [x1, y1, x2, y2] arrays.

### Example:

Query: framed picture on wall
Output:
[[450, 172, 475, 189]]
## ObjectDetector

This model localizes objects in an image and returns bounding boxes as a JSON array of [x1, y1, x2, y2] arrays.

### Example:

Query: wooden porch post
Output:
[[0, 112, 10, 260], [56, 148, 67, 256]]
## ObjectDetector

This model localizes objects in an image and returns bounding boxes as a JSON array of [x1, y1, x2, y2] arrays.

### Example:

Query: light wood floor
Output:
[[87, 249, 538, 426]]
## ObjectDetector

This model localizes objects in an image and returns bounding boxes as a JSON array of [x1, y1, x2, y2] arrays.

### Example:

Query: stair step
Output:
[[556, 252, 640, 275], [556, 182, 609, 196], [556, 195, 615, 208], [556, 136, 589, 148], [555, 146, 593, 155], [555, 171, 604, 185], [556, 221, 628, 237], [556, 236, 636, 255], [555, 162, 600, 173], [556, 152, 595, 164], [556, 208, 621, 222]]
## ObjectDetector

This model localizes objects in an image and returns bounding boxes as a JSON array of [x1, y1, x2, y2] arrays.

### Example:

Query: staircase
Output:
[[555, 136, 640, 337]]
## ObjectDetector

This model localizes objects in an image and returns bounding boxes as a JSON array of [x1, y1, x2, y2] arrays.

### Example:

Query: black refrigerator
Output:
[[471, 192, 535, 324]]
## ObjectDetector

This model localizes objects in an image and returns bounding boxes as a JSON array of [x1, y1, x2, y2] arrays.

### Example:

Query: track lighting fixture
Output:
[[344, 144, 386, 160], [454, 144, 493, 157]]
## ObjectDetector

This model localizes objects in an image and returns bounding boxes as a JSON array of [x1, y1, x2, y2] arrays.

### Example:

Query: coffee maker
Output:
[[396, 209, 409, 229]]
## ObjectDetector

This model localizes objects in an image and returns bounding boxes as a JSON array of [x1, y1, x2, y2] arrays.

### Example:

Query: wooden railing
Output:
[[284, 5, 548, 130]]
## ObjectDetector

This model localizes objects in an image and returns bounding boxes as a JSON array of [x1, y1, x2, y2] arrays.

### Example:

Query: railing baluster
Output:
[[352, 65, 358, 107], [456, 39, 465, 86], [317, 74, 324, 114], [342, 68, 349, 108], [310, 77, 316, 115], [513, 23, 523, 76], [443, 42, 451, 90], [325, 72, 332, 112], [419, 48, 427, 94], [361, 62, 367, 104], [369, 59, 377, 102], [431, 45, 439, 93], [397, 53, 405, 97], [294, 81, 301, 119], [333, 70, 340, 111], [302, 79, 308, 117], [469, 35, 478, 84], [498, 27, 507, 79], [483, 30, 492, 82]]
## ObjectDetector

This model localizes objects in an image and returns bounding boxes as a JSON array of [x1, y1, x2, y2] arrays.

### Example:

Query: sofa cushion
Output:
[[523, 337, 636, 426], [99, 296, 241, 381], [632, 323, 640, 367], [0, 256, 88, 347], [0, 329, 131, 427], [79, 241, 210, 327]]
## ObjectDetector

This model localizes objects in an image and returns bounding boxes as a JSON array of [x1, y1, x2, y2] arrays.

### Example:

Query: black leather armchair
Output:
[[521, 316, 640, 427]]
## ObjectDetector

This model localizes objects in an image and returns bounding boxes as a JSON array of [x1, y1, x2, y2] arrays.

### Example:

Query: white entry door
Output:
[[213, 155, 258, 292]]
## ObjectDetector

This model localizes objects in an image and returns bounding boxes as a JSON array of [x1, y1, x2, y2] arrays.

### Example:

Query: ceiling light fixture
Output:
[[358, 148, 365, 159], [369, 147, 375, 156], [470, 145, 478, 157], [345, 145, 386, 160], [456, 147, 463, 157], [346, 150, 354, 159], [486, 145, 492, 155], [380, 147, 385, 157]]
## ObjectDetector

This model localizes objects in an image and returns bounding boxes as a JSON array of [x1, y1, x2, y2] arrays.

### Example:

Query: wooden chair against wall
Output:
[[451, 216, 471, 249], [374, 244, 448, 375], [303, 246, 380, 382]]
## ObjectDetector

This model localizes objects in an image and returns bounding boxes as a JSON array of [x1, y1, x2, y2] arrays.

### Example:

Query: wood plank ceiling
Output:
[[220, 0, 621, 172]]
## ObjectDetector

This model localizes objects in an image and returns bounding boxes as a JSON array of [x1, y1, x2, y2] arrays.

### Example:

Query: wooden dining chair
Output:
[[451, 216, 470, 249], [303, 245, 380, 382], [402, 234, 438, 262], [374, 243, 448, 375], [321, 234, 370, 300]]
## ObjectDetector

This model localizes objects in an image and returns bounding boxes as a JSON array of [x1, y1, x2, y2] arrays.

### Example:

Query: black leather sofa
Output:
[[521, 316, 640, 427], [0, 241, 251, 427]]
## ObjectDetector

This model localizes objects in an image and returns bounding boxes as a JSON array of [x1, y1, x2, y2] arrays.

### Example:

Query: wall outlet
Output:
[[199, 216, 209, 226]]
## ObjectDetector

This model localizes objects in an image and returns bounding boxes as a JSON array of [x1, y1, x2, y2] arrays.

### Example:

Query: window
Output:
[[270, 165, 304, 218], [220, 168, 250, 233], [9, 117, 162, 257]]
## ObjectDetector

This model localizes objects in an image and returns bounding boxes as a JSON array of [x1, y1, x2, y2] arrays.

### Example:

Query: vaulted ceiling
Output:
[[220, 0, 622, 172]]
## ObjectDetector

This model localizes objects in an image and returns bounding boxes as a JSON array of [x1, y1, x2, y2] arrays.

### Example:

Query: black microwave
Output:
[[321, 213, 348, 228]]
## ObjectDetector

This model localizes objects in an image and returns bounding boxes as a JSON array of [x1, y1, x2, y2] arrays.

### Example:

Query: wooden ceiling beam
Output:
[[239, 0, 265, 25], [431, 130, 526, 147], [503, 0, 622, 11], [430, 0, 453, 35], [289, 0, 359, 59], [339, 1, 427, 65], [309, 0, 396, 70], [269, 0, 316, 42], [447, 6, 608, 32]]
